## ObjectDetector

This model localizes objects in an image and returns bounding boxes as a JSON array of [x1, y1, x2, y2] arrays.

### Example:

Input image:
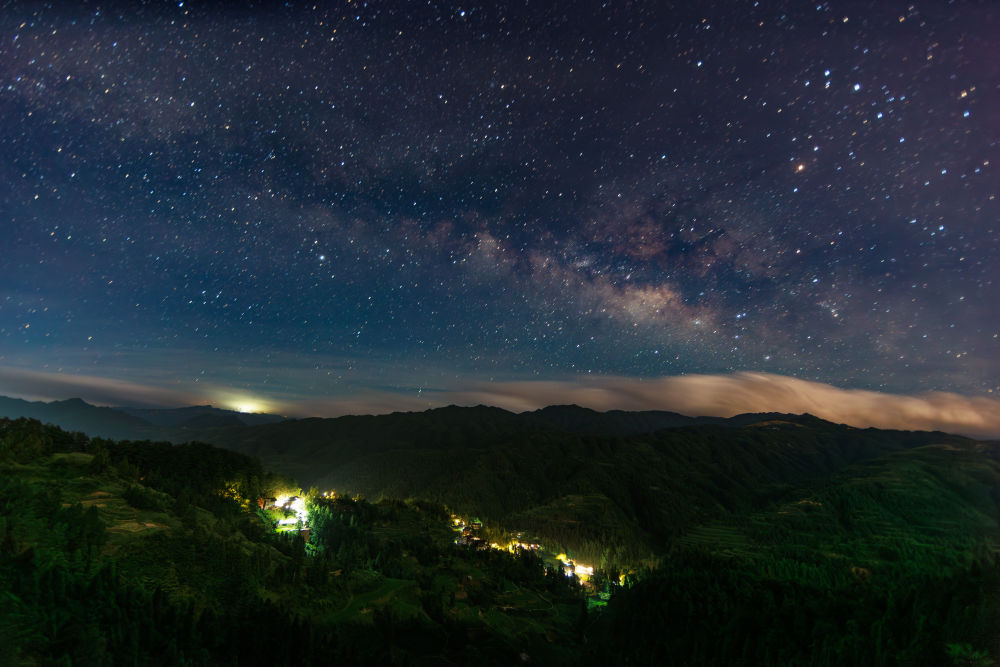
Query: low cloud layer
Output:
[[0, 367, 214, 409], [1, 366, 997, 439], [445, 373, 1000, 439]]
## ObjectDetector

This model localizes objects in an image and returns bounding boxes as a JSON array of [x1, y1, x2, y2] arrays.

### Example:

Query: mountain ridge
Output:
[[0, 393, 886, 445]]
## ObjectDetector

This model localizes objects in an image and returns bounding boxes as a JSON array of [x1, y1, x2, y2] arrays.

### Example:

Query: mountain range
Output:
[[2, 393, 998, 663], [2, 393, 994, 569], [0, 394, 284, 441]]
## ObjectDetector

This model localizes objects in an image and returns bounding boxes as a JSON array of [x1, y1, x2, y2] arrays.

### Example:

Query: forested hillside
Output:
[[0, 418, 585, 665], [2, 412, 998, 664], [208, 411, 993, 569], [587, 439, 1000, 664]]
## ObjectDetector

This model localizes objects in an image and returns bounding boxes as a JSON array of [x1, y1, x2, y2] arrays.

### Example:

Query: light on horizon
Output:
[[221, 394, 271, 414]]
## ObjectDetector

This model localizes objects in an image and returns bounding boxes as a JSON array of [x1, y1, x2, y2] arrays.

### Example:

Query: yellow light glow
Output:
[[217, 392, 273, 414], [274, 494, 308, 525]]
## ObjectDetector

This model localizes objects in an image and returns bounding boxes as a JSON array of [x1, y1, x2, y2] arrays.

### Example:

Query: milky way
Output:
[[1, 2, 997, 421]]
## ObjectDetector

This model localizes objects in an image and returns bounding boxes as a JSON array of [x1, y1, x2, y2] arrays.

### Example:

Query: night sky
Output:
[[2, 2, 998, 433]]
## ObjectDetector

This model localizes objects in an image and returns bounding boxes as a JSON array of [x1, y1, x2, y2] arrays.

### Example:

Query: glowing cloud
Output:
[[0, 366, 211, 408], [1, 364, 997, 439], [445, 372, 1000, 439]]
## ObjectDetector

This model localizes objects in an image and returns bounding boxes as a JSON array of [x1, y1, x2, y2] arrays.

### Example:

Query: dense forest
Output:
[[206, 410, 1000, 570], [0, 418, 585, 665], [1, 412, 999, 664]]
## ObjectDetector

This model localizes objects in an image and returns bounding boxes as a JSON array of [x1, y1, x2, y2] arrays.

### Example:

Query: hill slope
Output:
[[586, 438, 1000, 664], [0, 395, 162, 440], [1, 396, 995, 568], [206, 410, 983, 567], [0, 417, 586, 665], [2, 415, 997, 664]]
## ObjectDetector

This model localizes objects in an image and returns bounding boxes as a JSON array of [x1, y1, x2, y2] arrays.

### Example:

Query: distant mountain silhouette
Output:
[[526, 404, 699, 434], [0, 395, 160, 441], [0, 394, 899, 454], [0, 395, 291, 441], [175, 413, 248, 429], [117, 404, 285, 428]]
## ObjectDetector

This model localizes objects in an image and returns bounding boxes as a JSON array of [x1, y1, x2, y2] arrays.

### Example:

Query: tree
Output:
[[946, 643, 995, 667]]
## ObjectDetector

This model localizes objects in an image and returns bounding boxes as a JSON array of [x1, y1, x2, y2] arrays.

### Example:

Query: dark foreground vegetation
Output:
[[0, 418, 585, 665], [1, 414, 998, 665]]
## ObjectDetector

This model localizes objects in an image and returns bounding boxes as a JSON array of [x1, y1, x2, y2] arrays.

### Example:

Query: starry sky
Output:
[[2, 1, 999, 433]]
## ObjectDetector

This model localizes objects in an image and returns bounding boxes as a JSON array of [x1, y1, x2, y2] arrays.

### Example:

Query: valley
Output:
[[1, 403, 998, 664]]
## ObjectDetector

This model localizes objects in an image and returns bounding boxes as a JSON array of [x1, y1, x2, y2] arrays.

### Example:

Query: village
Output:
[[450, 514, 595, 583], [258, 491, 597, 584], [258, 492, 311, 541]]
